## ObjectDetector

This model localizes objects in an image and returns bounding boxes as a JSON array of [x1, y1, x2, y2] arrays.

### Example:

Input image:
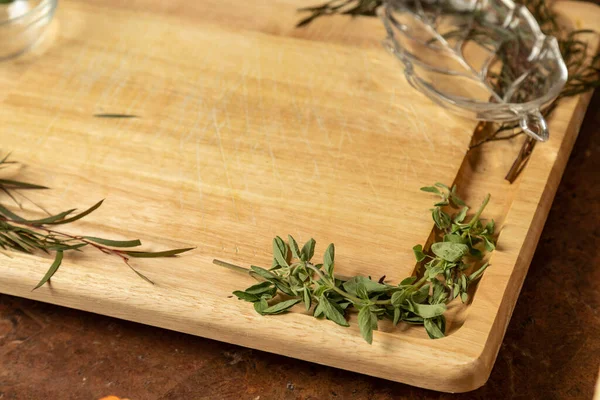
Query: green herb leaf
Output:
[[399, 276, 417, 286], [0, 204, 26, 222], [342, 276, 387, 296], [420, 186, 441, 195], [93, 113, 139, 119], [431, 242, 469, 262], [412, 244, 426, 262], [483, 236, 496, 251], [288, 235, 301, 259], [303, 287, 312, 311], [323, 243, 335, 277], [47, 200, 105, 225], [313, 300, 324, 318], [444, 234, 467, 244], [356, 282, 369, 299], [33, 250, 63, 290], [485, 220, 495, 235], [244, 281, 275, 295], [26, 209, 76, 225], [454, 207, 469, 223], [319, 295, 348, 327], [424, 317, 445, 339], [254, 298, 269, 315], [410, 302, 446, 319], [449, 186, 466, 207], [301, 238, 316, 261], [0, 179, 48, 190], [393, 307, 401, 326], [233, 290, 259, 302], [123, 248, 194, 258], [358, 306, 377, 344], [432, 208, 451, 230], [83, 237, 142, 248], [273, 280, 295, 296], [262, 299, 301, 315], [391, 290, 408, 307], [251, 265, 277, 280], [273, 236, 289, 267]]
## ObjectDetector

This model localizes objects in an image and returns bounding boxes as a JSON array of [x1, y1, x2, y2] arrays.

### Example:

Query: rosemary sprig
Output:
[[215, 184, 494, 344], [0, 154, 193, 289]]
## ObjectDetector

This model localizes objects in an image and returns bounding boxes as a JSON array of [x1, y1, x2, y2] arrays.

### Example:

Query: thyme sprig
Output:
[[215, 184, 494, 344], [0, 154, 193, 289]]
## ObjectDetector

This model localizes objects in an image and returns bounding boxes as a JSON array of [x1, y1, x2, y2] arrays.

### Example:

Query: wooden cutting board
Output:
[[0, 0, 597, 392]]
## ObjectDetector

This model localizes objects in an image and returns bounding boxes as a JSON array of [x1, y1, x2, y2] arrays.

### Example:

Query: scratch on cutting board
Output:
[[306, 56, 333, 146], [404, 104, 435, 171], [180, 73, 244, 148], [180, 100, 207, 151], [284, 69, 319, 180], [312, 159, 321, 180], [255, 46, 285, 197], [37, 44, 91, 148], [267, 134, 285, 195], [96, 52, 131, 108], [195, 139, 205, 228], [212, 109, 240, 221], [161, 93, 190, 143], [407, 102, 435, 152], [242, 74, 251, 135], [398, 144, 421, 182], [56, 181, 73, 203], [357, 158, 380, 202]]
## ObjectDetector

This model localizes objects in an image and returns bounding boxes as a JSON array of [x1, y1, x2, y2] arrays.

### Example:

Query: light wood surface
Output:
[[0, 0, 597, 392]]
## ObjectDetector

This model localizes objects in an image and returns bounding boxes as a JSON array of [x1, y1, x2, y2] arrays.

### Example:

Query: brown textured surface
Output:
[[0, 90, 597, 399]]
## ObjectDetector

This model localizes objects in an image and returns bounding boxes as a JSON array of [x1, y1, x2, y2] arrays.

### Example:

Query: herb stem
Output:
[[212, 259, 251, 274], [467, 194, 491, 227], [304, 263, 365, 304], [1, 216, 130, 262], [372, 275, 428, 305]]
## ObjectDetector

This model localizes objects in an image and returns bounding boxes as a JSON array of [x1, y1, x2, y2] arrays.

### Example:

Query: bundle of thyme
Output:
[[216, 184, 494, 343], [0, 154, 192, 289], [297, 0, 600, 182]]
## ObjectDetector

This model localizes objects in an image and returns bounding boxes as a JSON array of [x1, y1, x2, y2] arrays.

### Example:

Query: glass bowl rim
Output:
[[0, 0, 58, 27]]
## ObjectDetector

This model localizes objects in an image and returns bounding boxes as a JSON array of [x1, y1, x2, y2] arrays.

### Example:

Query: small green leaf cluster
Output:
[[225, 184, 495, 344]]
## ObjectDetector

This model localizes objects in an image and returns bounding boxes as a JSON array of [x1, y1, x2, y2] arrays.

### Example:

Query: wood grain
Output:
[[0, 0, 597, 392]]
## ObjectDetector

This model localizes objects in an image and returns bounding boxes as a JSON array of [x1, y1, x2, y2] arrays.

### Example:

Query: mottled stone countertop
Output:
[[1, 92, 599, 399]]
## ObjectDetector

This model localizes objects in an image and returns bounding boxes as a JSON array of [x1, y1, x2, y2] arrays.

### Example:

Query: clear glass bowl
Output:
[[378, 0, 568, 141], [0, 0, 57, 61]]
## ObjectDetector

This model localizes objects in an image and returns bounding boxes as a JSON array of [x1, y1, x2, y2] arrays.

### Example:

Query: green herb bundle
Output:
[[215, 184, 494, 344], [0, 154, 193, 289]]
